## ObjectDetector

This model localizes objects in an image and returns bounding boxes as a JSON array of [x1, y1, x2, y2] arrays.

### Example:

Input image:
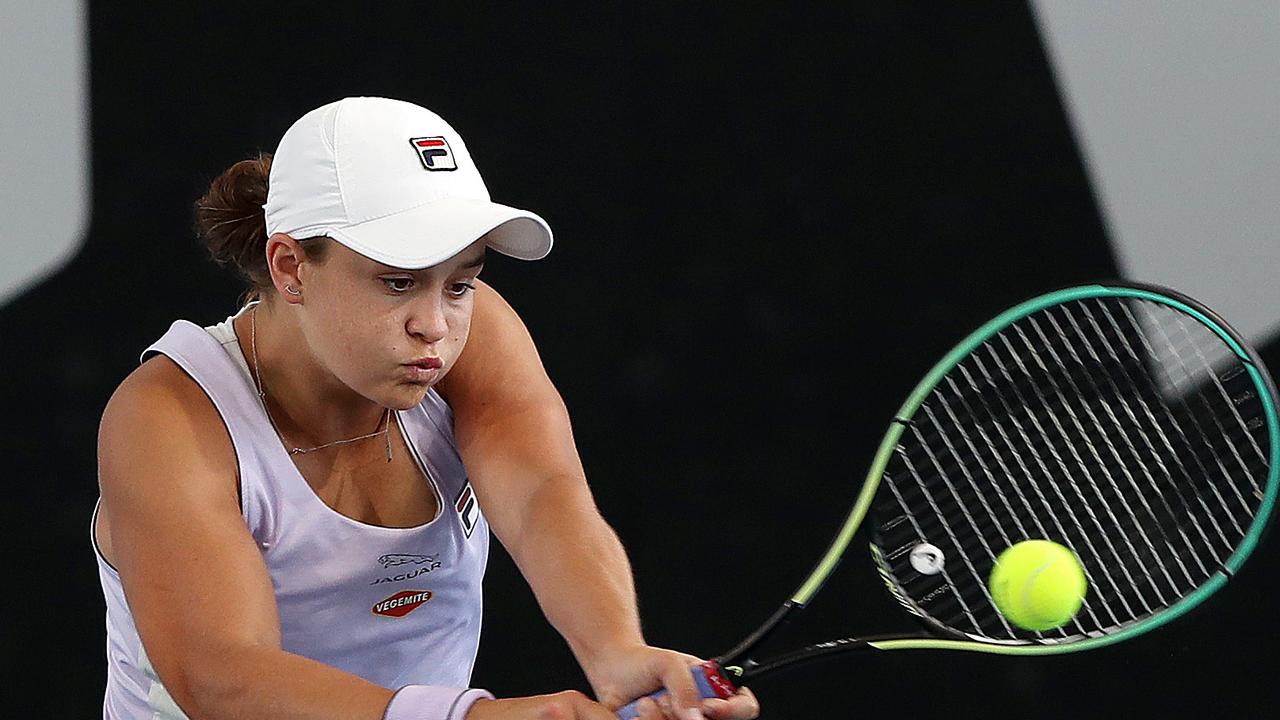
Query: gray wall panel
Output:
[[1032, 0, 1280, 343], [0, 0, 90, 304]]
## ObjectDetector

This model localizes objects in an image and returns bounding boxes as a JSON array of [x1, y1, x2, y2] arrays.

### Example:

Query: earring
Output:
[[284, 285, 301, 296]]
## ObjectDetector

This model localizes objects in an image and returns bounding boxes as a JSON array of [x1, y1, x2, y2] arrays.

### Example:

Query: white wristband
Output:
[[383, 685, 495, 720]]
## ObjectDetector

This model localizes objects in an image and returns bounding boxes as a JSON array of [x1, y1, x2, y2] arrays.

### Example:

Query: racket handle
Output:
[[615, 660, 737, 719]]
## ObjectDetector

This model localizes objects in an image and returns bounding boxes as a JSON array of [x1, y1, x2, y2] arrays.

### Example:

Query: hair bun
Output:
[[195, 152, 272, 288]]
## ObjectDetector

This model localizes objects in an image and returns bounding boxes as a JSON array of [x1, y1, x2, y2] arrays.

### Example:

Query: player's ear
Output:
[[265, 233, 306, 303]]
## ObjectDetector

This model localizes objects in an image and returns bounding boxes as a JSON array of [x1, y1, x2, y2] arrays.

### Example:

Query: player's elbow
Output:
[[142, 660, 206, 720], [156, 645, 262, 720]]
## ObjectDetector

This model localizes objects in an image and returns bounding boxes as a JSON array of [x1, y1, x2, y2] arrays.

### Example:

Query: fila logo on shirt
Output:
[[455, 482, 480, 538], [409, 136, 457, 171], [372, 590, 433, 618]]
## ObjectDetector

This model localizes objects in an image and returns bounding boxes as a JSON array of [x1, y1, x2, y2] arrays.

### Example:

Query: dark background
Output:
[[3, 2, 1274, 717]]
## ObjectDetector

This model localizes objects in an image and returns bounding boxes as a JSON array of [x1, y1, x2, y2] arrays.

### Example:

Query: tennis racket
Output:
[[617, 282, 1279, 718]]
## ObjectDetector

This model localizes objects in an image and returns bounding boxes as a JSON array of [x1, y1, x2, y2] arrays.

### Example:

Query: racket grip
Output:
[[614, 660, 736, 719]]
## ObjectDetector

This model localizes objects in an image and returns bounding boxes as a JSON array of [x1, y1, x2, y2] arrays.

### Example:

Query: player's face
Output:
[[297, 239, 486, 410]]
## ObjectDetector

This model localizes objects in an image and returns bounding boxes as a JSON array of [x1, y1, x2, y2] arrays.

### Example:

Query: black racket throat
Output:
[[717, 596, 964, 686], [713, 602, 798, 684], [717, 600, 887, 684]]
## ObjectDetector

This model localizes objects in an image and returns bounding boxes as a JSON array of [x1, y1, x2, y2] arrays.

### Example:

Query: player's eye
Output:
[[448, 282, 477, 298], [381, 277, 415, 293]]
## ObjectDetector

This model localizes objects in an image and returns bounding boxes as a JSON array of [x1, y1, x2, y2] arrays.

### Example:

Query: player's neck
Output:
[[234, 302, 387, 447]]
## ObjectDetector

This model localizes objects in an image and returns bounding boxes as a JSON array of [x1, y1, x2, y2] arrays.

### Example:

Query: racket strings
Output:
[[1115, 300, 1269, 505], [1013, 314, 1200, 609], [1106, 305, 1267, 522], [995, 323, 1171, 616], [873, 296, 1271, 643], [1048, 308, 1218, 585], [913, 394, 1117, 633], [917, 342, 1144, 630], [998, 299, 1249, 607], [1099, 303, 1260, 540], [884, 447, 1014, 635], [950, 336, 1152, 624], [911, 398, 1086, 631], [929, 367, 1115, 633], [1074, 304, 1240, 539]]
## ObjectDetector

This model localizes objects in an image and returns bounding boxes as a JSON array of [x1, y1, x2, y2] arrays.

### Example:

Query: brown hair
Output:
[[194, 152, 328, 302]]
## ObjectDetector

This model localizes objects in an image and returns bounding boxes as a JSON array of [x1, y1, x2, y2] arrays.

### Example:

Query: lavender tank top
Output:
[[93, 303, 489, 719]]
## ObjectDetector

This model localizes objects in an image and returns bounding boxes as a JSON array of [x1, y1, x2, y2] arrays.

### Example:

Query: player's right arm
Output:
[[97, 356, 397, 719], [96, 356, 623, 720]]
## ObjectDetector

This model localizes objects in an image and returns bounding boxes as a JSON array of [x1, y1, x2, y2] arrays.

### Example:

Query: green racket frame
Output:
[[617, 283, 1280, 716], [789, 283, 1279, 657]]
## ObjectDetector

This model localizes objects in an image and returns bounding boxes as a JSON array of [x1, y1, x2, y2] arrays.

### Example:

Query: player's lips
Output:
[[404, 357, 443, 370], [402, 356, 443, 382]]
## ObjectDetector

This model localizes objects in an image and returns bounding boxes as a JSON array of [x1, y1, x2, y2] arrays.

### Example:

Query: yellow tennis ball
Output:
[[988, 540, 1087, 631]]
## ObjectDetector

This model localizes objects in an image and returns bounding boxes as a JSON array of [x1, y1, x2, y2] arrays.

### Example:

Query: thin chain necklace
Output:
[[250, 307, 394, 462]]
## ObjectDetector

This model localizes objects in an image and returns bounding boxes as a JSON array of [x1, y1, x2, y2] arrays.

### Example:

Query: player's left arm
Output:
[[438, 280, 757, 720]]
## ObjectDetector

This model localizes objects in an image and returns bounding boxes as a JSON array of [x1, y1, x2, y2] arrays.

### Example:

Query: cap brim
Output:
[[326, 198, 553, 270]]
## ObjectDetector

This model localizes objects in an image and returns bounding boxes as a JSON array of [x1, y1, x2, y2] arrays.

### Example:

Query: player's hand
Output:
[[466, 691, 617, 719], [585, 644, 760, 720]]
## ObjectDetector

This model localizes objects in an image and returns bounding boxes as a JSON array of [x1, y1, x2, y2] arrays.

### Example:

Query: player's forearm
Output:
[[180, 644, 394, 720], [508, 476, 646, 674]]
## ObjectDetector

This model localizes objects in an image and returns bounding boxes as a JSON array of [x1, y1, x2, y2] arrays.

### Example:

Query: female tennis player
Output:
[[92, 97, 759, 720]]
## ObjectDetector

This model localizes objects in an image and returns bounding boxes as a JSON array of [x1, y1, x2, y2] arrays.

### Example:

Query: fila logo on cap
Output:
[[455, 481, 480, 538], [409, 136, 457, 171]]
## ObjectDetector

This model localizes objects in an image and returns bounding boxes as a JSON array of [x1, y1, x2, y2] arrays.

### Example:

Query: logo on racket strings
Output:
[[909, 542, 946, 575]]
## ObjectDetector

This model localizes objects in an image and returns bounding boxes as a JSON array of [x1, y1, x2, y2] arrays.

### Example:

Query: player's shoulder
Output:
[[107, 352, 218, 421], [471, 278, 524, 327], [438, 278, 549, 407], [99, 353, 235, 473]]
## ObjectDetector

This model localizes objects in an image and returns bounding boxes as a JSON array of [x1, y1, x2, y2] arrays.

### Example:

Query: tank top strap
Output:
[[140, 319, 292, 543], [397, 391, 470, 506], [141, 319, 281, 452]]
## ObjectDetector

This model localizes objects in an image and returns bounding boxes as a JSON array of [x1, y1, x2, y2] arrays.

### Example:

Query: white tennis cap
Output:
[[263, 96, 552, 269]]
